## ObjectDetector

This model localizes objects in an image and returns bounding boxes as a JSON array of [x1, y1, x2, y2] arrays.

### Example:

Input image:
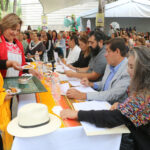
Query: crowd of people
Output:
[[0, 13, 149, 150]]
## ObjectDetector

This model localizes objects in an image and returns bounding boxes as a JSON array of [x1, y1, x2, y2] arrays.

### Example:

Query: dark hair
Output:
[[88, 31, 106, 42], [45, 33, 52, 49], [33, 32, 41, 40], [70, 35, 79, 45], [52, 30, 57, 39], [106, 38, 127, 57], [79, 35, 88, 44], [129, 46, 150, 93], [24, 32, 30, 39]]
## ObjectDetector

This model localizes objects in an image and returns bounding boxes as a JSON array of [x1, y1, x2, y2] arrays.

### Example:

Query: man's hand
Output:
[[6, 60, 22, 71], [60, 109, 78, 120], [110, 102, 119, 110], [29, 69, 42, 79], [66, 88, 86, 100], [80, 78, 93, 87], [64, 70, 76, 77]]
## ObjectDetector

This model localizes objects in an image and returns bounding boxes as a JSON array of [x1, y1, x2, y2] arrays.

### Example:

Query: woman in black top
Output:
[[67, 35, 91, 70], [61, 46, 150, 150], [26, 32, 46, 61]]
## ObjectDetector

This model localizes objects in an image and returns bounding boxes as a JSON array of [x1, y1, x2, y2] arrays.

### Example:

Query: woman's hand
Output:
[[6, 60, 22, 71], [5, 94, 13, 101], [110, 102, 119, 110], [60, 109, 78, 120], [67, 64, 76, 70], [29, 69, 42, 79]]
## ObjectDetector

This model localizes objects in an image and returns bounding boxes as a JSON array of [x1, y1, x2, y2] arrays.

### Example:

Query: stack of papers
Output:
[[73, 101, 130, 136]]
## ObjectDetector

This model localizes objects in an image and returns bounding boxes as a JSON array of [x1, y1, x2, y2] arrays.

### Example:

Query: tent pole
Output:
[[96, 0, 104, 32]]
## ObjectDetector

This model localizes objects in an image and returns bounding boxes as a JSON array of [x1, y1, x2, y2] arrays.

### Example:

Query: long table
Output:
[[11, 63, 122, 150]]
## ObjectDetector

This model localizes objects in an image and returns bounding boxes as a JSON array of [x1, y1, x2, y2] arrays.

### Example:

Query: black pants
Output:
[[120, 134, 134, 150], [0, 135, 3, 150]]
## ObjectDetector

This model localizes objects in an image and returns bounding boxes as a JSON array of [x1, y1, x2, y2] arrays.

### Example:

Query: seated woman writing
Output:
[[61, 46, 150, 150], [67, 35, 91, 70]]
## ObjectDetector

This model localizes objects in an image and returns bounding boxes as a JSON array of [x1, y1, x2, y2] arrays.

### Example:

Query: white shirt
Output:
[[66, 45, 81, 64], [6, 42, 22, 77]]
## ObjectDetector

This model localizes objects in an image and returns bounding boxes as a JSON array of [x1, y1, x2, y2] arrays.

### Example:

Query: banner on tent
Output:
[[41, 15, 48, 26], [96, 13, 104, 27]]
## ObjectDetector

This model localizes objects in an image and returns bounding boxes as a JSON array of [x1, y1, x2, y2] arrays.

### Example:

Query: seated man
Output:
[[65, 31, 107, 81], [67, 38, 130, 104]]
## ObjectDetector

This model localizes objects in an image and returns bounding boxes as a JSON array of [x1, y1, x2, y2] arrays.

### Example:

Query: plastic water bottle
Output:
[[35, 51, 42, 71], [55, 78, 61, 101], [51, 75, 61, 101], [35, 51, 40, 62], [43, 51, 48, 63]]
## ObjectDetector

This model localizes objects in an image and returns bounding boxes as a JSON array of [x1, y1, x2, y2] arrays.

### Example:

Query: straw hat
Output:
[[7, 103, 61, 137]]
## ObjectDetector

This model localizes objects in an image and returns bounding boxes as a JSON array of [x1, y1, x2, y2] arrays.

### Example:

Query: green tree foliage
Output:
[[0, 0, 22, 19]]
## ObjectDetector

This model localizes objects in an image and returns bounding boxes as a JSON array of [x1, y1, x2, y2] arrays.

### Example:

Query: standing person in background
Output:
[[64, 31, 70, 58], [27, 25, 32, 31], [18, 32, 28, 54], [29, 31, 34, 44], [42, 33, 52, 62], [51, 30, 57, 46], [24, 32, 30, 44], [54, 33, 66, 58], [48, 30, 52, 38]]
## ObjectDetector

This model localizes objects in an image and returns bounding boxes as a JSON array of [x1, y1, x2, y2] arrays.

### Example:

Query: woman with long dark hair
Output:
[[67, 35, 91, 69]]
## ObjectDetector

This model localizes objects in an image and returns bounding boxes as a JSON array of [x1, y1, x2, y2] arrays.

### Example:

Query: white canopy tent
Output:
[[20, 0, 98, 31], [39, 0, 98, 14], [80, 0, 150, 32]]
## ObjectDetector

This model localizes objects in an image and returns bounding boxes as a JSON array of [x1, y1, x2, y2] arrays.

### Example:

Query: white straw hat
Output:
[[7, 103, 61, 137]]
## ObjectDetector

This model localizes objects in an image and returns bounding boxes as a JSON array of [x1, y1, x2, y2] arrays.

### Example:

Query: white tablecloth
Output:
[[11, 94, 122, 150]]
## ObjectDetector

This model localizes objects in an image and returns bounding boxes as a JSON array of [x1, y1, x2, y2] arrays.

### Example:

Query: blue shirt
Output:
[[93, 58, 126, 91], [103, 58, 126, 91]]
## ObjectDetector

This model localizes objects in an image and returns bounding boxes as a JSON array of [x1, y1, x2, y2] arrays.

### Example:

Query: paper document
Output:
[[73, 101, 130, 136], [59, 74, 80, 82], [56, 64, 75, 73], [69, 81, 82, 87], [74, 86, 95, 93], [52, 106, 63, 116], [56, 65, 64, 73], [60, 83, 70, 95]]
